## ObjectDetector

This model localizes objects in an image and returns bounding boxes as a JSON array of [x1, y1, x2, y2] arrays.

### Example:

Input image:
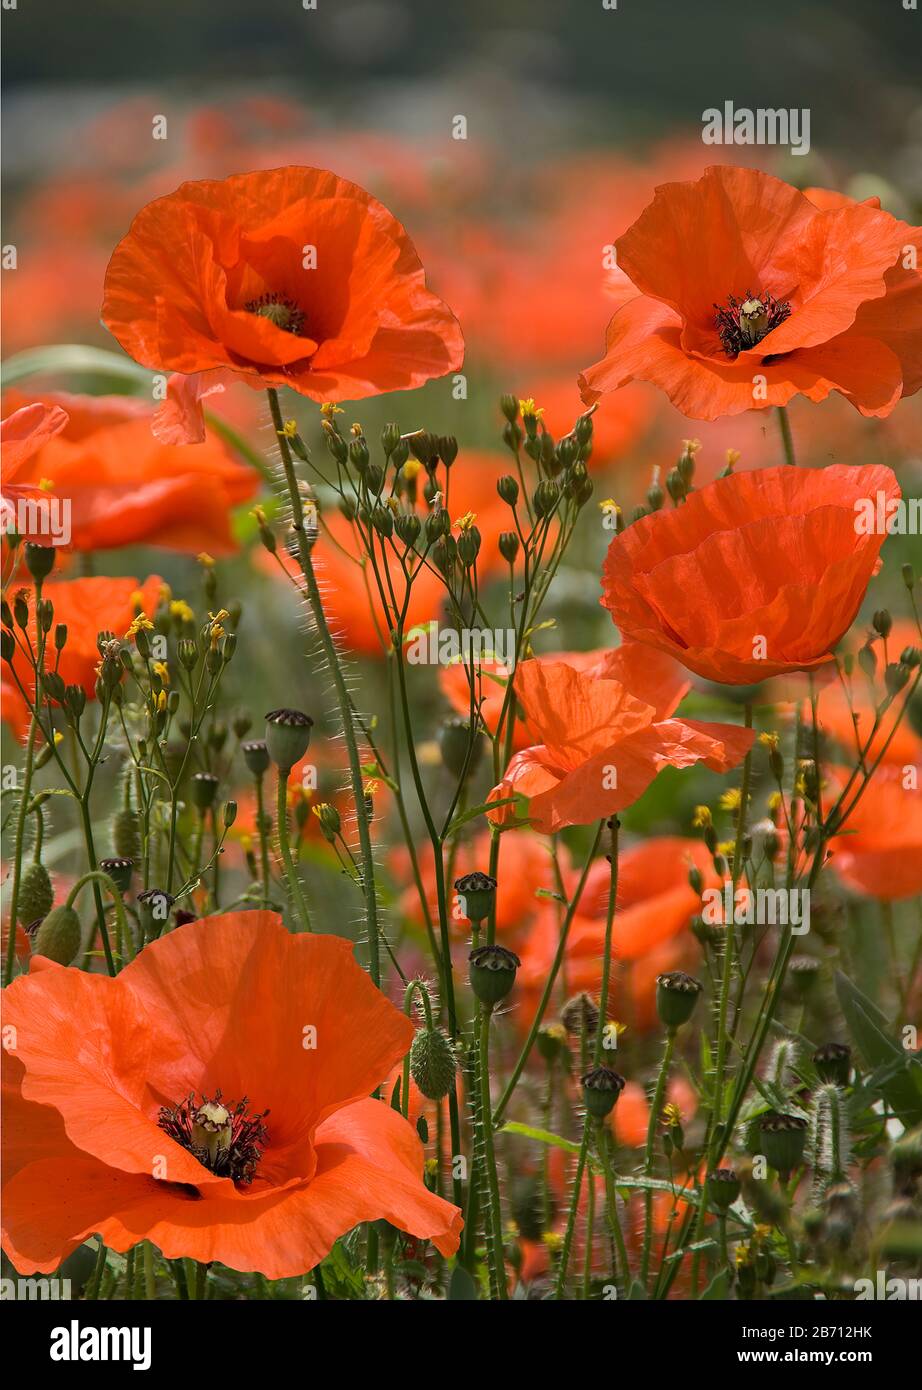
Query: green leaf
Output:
[[702, 1269, 731, 1299], [443, 796, 517, 838], [835, 971, 922, 1127], [500, 1121, 582, 1157], [2, 344, 153, 388]]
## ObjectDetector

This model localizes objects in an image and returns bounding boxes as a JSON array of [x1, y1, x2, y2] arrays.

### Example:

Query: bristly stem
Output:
[[640, 1029, 676, 1285], [275, 768, 312, 933], [267, 388, 379, 978], [477, 1003, 508, 1298], [777, 405, 796, 466], [593, 816, 620, 1068]]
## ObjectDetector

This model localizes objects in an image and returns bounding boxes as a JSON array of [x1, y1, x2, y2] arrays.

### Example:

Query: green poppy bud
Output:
[[17, 861, 54, 925], [33, 905, 81, 964], [410, 1026, 457, 1100]]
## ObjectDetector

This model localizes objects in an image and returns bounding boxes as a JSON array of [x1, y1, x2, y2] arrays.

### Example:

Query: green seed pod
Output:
[[137, 888, 175, 943], [17, 861, 54, 925], [580, 1065, 625, 1119], [468, 944, 520, 1006], [242, 739, 271, 778], [32, 905, 81, 965], [112, 808, 142, 861], [410, 1026, 457, 1100], [757, 1111, 808, 1177], [656, 970, 703, 1030], [454, 871, 497, 925], [191, 772, 220, 810], [264, 708, 313, 773], [813, 1042, 851, 1088], [24, 542, 56, 583], [99, 857, 134, 896], [438, 718, 484, 781], [707, 1167, 741, 1212]]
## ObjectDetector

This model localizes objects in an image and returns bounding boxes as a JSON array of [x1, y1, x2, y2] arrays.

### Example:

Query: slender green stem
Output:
[[268, 388, 379, 980], [4, 713, 39, 985], [87, 1240, 108, 1300], [640, 1030, 676, 1285], [777, 405, 796, 466], [554, 1115, 591, 1299], [254, 771, 272, 905], [275, 770, 312, 932], [477, 1004, 507, 1298], [598, 1122, 630, 1287], [593, 817, 619, 1067]]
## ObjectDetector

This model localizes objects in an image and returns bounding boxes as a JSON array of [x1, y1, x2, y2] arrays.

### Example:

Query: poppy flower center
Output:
[[245, 292, 306, 337], [158, 1091, 269, 1185], [714, 291, 791, 358]]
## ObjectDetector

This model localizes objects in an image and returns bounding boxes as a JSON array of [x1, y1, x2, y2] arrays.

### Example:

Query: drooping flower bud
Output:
[[32, 905, 81, 964], [16, 861, 54, 925], [410, 1026, 457, 1100], [438, 718, 484, 780]]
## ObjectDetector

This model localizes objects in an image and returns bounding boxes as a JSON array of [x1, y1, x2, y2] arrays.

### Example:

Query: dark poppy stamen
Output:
[[714, 291, 791, 358], [158, 1090, 269, 1185], [245, 292, 306, 336]]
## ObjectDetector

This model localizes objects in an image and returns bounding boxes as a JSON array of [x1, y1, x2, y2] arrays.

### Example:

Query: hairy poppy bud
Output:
[[469, 944, 520, 1005], [33, 905, 81, 965], [454, 871, 497, 925], [24, 542, 56, 583], [99, 857, 134, 896], [813, 1042, 851, 1087], [580, 1065, 625, 1119], [656, 970, 703, 1030], [707, 1167, 741, 1212], [112, 808, 141, 861], [410, 1026, 457, 1100], [561, 992, 599, 1038], [17, 861, 54, 925], [265, 708, 313, 773], [242, 739, 271, 778]]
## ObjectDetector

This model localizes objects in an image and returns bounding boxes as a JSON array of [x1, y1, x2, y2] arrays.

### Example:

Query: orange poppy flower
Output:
[[1, 911, 461, 1276], [2, 391, 258, 554], [579, 166, 922, 421], [1, 402, 69, 545], [1, 575, 162, 737], [486, 650, 752, 833], [601, 464, 900, 686], [827, 766, 922, 901], [102, 167, 463, 444]]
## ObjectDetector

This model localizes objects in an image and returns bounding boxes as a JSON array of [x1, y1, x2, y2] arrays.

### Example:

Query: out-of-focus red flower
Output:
[[809, 620, 922, 770], [1, 575, 161, 738], [601, 464, 900, 685], [828, 765, 922, 901], [486, 649, 752, 832], [580, 167, 922, 422], [1, 402, 69, 545], [3, 391, 258, 554], [102, 167, 464, 443]]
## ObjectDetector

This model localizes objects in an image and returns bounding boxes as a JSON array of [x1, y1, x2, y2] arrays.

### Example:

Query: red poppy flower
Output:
[[1, 576, 162, 738], [601, 464, 900, 685], [102, 167, 464, 444], [579, 166, 922, 421], [517, 837, 716, 1032], [2, 391, 258, 554], [1, 402, 69, 545], [1, 912, 461, 1276], [828, 766, 922, 901], [486, 649, 752, 833]]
